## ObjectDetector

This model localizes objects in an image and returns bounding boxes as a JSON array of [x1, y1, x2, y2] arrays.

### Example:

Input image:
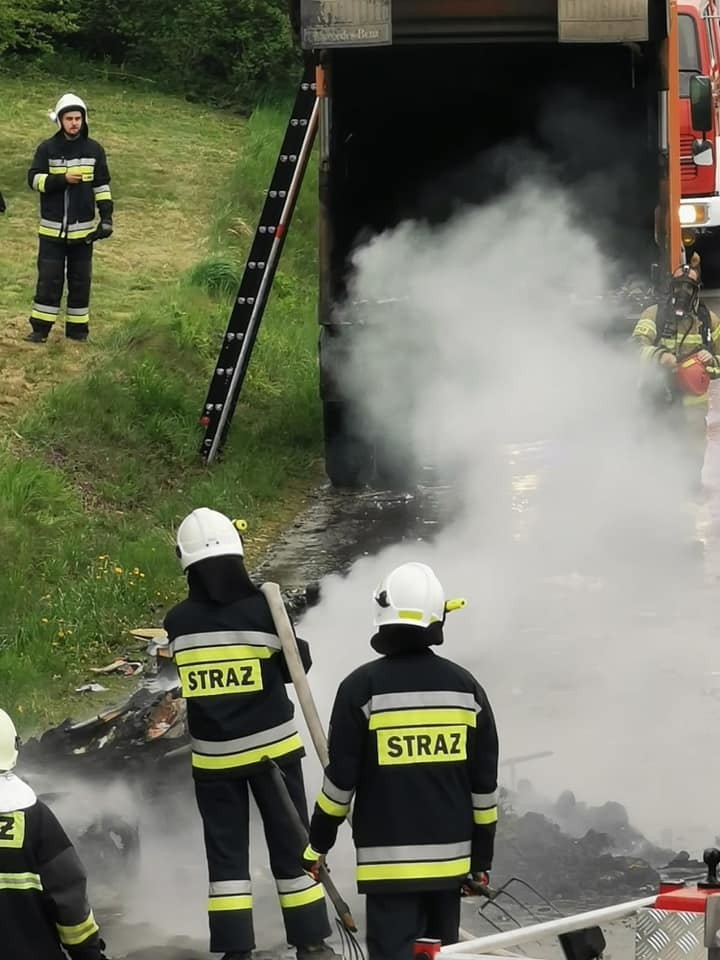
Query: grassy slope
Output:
[[0, 75, 322, 728]]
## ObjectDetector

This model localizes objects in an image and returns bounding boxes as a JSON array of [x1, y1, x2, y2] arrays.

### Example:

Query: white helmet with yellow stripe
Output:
[[373, 562, 446, 629]]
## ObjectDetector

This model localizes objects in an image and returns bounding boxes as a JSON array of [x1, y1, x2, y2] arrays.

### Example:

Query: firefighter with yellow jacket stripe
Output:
[[303, 562, 499, 960], [163, 508, 338, 960], [26, 93, 113, 343], [632, 254, 720, 494], [0, 708, 108, 960]]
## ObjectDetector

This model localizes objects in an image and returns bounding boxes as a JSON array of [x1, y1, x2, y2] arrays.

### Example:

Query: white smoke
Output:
[[293, 174, 720, 854]]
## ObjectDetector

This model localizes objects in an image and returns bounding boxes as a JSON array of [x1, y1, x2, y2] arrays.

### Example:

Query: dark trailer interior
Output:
[[324, 2, 664, 304], [311, 1, 668, 486]]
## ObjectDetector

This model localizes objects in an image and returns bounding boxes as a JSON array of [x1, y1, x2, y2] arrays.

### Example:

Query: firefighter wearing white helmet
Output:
[[0, 708, 109, 960], [304, 561, 499, 960], [25, 92, 113, 343], [164, 508, 338, 960]]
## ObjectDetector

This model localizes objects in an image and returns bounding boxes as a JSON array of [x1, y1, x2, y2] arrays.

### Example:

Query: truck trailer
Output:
[[295, 0, 684, 487]]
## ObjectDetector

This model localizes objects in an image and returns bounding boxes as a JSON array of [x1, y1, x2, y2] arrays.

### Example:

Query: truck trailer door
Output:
[[558, 0, 649, 42]]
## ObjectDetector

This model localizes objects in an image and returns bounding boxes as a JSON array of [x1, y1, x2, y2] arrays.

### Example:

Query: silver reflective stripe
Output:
[[191, 720, 298, 756], [66, 220, 95, 233], [49, 158, 65, 166], [33, 303, 60, 314], [209, 880, 252, 895], [67, 306, 89, 316], [361, 690, 480, 718], [322, 775, 353, 805], [357, 841, 471, 863], [32, 174, 45, 190], [93, 183, 110, 193], [67, 157, 97, 166], [172, 630, 281, 654], [40, 219, 62, 229], [472, 791, 498, 808], [276, 875, 317, 894]]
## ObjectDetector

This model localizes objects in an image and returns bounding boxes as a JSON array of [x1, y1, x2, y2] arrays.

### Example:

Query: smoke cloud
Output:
[[295, 171, 720, 854]]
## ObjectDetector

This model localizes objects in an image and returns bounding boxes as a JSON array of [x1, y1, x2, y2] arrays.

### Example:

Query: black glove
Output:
[[461, 871, 493, 897], [67, 935, 109, 960], [85, 222, 113, 244]]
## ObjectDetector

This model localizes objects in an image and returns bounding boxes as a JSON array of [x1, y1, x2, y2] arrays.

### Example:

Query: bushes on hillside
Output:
[[2, 0, 301, 111], [0, 0, 77, 57]]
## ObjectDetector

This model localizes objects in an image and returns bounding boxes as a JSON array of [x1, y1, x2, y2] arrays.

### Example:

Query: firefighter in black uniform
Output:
[[164, 507, 339, 960], [26, 93, 113, 343], [0, 707, 109, 960], [303, 561, 500, 960]]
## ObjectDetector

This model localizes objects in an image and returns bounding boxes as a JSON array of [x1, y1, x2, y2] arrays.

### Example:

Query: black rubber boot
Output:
[[24, 330, 49, 343], [221, 953, 253, 960], [296, 944, 342, 960]]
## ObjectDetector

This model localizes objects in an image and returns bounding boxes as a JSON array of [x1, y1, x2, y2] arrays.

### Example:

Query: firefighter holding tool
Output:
[[163, 507, 339, 960], [303, 561, 499, 960], [632, 254, 720, 496]]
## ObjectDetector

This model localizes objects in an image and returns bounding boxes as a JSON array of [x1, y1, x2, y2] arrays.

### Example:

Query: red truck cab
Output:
[[679, 1, 720, 245]]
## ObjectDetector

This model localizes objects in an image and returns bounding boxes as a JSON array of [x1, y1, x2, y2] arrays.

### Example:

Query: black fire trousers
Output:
[[30, 237, 93, 340], [194, 759, 331, 954], [365, 890, 461, 960]]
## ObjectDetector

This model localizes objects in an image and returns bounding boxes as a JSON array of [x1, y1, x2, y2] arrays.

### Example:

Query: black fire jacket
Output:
[[28, 131, 113, 242], [308, 648, 499, 894], [164, 591, 312, 779], [0, 774, 104, 960]]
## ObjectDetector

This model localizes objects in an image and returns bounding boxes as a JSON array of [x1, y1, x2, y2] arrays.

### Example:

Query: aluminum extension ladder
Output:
[[199, 64, 319, 464]]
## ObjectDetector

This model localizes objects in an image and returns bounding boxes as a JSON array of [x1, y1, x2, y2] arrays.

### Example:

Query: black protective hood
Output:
[[186, 554, 260, 606], [370, 622, 445, 655]]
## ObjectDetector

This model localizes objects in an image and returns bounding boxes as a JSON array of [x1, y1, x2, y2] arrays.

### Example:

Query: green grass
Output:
[[0, 75, 322, 729]]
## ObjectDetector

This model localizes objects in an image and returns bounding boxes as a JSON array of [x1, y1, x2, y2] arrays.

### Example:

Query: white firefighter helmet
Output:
[[0, 710, 19, 771], [48, 93, 88, 126], [373, 561, 446, 629], [175, 507, 244, 571]]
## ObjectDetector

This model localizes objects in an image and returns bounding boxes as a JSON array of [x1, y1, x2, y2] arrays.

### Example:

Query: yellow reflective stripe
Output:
[[474, 806, 498, 825], [175, 645, 273, 666], [357, 857, 470, 882], [369, 708, 476, 729], [94, 190, 112, 201], [66, 314, 89, 324], [57, 911, 99, 946], [35, 174, 48, 192], [48, 166, 67, 174], [279, 884, 325, 909], [398, 610, 423, 621], [303, 844, 321, 861], [317, 791, 350, 818], [192, 733, 303, 770], [683, 393, 708, 405], [38, 225, 61, 237], [31, 309, 58, 323], [65, 227, 94, 239], [208, 895, 253, 912], [0, 871, 42, 891]]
